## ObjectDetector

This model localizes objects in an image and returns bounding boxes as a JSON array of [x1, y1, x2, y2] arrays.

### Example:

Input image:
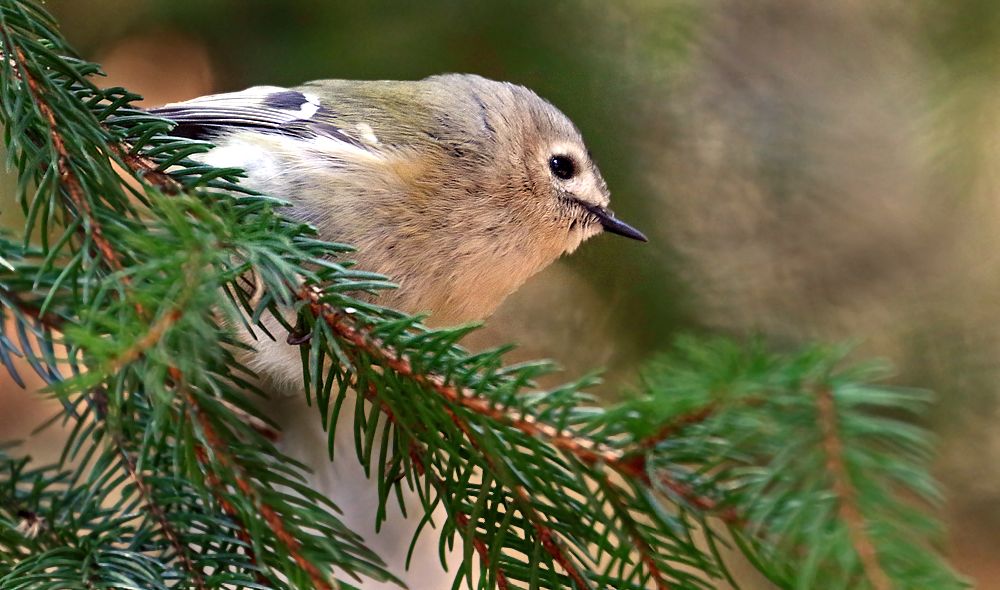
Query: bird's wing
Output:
[[147, 85, 367, 150]]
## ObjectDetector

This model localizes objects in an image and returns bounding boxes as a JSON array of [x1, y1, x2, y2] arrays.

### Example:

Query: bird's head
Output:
[[426, 75, 646, 263], [360, 74, 649, 322]]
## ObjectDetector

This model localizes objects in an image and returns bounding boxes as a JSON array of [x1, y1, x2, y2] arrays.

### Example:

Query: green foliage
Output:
[[626, 339, 965, 590], [0, 1, 967, 589]]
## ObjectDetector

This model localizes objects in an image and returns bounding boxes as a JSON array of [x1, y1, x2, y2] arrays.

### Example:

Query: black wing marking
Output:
[[148, 86, 365, 149]]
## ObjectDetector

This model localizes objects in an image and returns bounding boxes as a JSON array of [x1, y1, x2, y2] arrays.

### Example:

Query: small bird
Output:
[[151, 74, 644, 321], [151, 73, 645, 588]]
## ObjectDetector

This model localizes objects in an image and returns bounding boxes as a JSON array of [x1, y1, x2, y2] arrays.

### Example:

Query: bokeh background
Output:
[[2, 0, 999, 586]]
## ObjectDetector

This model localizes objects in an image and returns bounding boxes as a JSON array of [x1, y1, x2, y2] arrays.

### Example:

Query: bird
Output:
[[150, 73, 645, 589]]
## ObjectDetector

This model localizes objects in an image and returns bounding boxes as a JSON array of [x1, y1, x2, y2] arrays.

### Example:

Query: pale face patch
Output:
[[546, 141, 608, 208]]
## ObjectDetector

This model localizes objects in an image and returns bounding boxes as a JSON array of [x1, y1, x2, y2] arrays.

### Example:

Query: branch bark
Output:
[[816, 386, 891, 590]]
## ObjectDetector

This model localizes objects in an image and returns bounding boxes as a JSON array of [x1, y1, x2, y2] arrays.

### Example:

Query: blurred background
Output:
[[2, 0, 999, 586]]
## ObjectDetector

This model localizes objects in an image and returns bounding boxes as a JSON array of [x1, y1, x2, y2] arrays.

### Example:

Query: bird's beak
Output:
[[580, 201, 648, 242]]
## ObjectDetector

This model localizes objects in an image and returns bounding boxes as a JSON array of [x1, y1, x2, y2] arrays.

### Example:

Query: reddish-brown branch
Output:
[[14, 48, 124, 275], [440, 402, 588, 587], [13, 45, 160, 328], [304, 286, 740, 529], [446, 406, 589, 587], [304, 287, 626, 482], [302, 287, 622, 462], [219, 398, 281, 442], [89, 388, 207, 590], [357, 381, 511, 589], [454, 511, 510, 590], [613, 432, 742, 525], [109, 144, 184, 194], [654, 473, 742, 525], [535, 522, 591, 589], [182, 381, 336, 590], [193, 444, 269, 586], [121, 453, 205, 586], [816, 386, 891, 590], [638, 403, 719, 451], [106, 308, 182, 373], [345, 338, 590, 590], [600, 475, 672, 590]]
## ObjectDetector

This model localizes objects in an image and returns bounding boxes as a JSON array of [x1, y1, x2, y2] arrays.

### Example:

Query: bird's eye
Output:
[[549, 155, 576, 180]]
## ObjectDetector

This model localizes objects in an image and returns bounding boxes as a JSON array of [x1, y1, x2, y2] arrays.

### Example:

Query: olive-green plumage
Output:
[[155, 74, 642, 327]]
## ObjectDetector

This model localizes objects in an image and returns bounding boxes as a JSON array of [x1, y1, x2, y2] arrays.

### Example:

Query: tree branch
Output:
[[302, 284, 740, 526], [816, 386, 892, 590], [109, 143, 184, 194], [93, 388, 208, 590], [192, 442, 269, 587], [357, 379, 511, 590], [0, 290, 207, 586], [8, 40, 333, 588], [597, 474, 673, 590], [310, 289, 592, 588], [11, 45, 124, 276], [182, 378, 338, 590]]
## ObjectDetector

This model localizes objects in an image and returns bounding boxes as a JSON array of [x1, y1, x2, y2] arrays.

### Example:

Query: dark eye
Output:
[[549, 155, 576, 180]]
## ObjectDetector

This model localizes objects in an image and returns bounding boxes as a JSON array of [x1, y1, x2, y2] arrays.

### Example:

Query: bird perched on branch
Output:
[[151, 73, 645, 589]]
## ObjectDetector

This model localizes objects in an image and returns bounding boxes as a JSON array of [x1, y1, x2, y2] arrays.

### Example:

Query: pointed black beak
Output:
[[579, 201, 648, 242]]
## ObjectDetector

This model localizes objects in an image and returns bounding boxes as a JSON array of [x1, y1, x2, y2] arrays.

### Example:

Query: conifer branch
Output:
[[9, 44, 125, 276], [191, 442, 270, 587], [6, 46, 214, 582], [183, 383, 337, 590], [109, 143, 184, 194], [306, 287, 597, 588], [598, 474, 673, 590], [1, 300, 207, 587], [304, 283, 739, 540], [3, 13, 372, 585], [105, 307, 182, 372], [816, 385, 892, 590], [453, 511, 510, 590], [301, 285, 622, 464], [97, 388, 208, 590], [445, 401, 591, 590], [358, 377, 513, 590], [636, 403, 720, 451], [2, 262, 206, 586], [19, 31, 338, 584]]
